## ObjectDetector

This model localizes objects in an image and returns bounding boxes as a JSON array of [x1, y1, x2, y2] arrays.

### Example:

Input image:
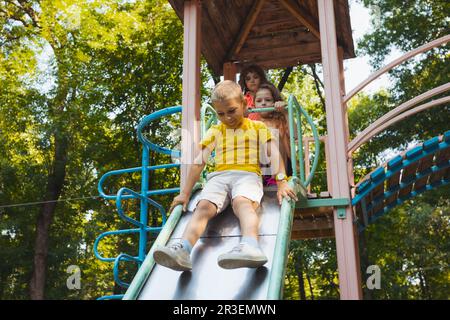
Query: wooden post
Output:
[[317, 0, 362, 300], [223, 62, 237, 82], [181, 0, 201, 189]]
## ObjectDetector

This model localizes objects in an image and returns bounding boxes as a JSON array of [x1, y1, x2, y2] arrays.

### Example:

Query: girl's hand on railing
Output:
[[276, 180, 298, 205], [274, 101, 287, 113], [169, 193, 190, 213]]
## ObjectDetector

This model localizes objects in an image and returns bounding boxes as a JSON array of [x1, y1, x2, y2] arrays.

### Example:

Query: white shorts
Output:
[[196, 170, 264, 214]]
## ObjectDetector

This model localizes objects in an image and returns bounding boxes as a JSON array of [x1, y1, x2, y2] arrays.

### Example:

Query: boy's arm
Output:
[[265, 139, 298, 205], [169, 146, 212, 212]]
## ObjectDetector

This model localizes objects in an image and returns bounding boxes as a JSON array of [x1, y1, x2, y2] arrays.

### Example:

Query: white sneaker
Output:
[[153, 242, 192, 271], [217, 243, 268, 269]]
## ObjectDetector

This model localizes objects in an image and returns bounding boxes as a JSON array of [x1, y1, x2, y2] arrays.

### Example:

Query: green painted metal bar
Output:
[[267, 177, 304, 299], [295, 108, 305, 183], [123, 183, 202, 300], [291, 96, 321, 187], [200, 104, 217, 137], [287, 96, 298, 178], [247, 106, 275, 113], [296, 197, 350, 208]]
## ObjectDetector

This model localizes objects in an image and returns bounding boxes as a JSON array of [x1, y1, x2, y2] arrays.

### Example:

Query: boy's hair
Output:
[[257, 82, 283, 102], [211, 80, 245, 104], [238, 64, 269, 92]]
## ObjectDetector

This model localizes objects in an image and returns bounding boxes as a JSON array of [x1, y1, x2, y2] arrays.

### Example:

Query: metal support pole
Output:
[[181, 0, 201, 189], [318, 0, 363, 299]]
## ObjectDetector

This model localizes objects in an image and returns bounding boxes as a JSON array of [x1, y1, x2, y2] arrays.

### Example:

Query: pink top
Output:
[[244, 92, 261, 121]]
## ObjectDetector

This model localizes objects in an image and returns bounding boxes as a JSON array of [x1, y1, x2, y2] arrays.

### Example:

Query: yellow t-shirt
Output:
[[200, 118, 272, 176]]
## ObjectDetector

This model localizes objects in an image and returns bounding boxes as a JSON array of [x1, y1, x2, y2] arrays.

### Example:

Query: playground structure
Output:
[[93, 0, 449, 300]]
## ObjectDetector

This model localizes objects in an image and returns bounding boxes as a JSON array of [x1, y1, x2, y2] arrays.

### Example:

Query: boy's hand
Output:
[[169, 193, 190, 213], [274, 101, 287, 113], [276, 180, 298, 205]]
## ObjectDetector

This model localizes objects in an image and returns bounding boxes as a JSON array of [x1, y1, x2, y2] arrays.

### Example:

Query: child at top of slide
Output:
[[153, 80, 297, 272], [254, 82, 292, 186], [238, 64, 286, 121]]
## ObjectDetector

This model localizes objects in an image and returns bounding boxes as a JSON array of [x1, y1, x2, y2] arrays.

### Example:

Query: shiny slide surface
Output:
[[136, 189, 283, 300]]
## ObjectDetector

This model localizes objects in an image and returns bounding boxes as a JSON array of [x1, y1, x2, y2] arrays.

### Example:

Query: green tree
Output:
[[0, 0, 186, 299]]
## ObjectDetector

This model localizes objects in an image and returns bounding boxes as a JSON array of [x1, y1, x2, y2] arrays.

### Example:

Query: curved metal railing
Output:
[[344, 34, 450, 104], [94, 106, 182, 300], [345, 35, 450, 230], [346, 35, 450, 156]]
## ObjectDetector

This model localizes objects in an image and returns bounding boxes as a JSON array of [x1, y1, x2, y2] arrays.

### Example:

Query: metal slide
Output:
[[123, 187, 294, 300]]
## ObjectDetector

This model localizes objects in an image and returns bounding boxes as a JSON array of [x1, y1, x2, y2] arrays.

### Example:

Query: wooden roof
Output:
[[168, 0, 355, 76]]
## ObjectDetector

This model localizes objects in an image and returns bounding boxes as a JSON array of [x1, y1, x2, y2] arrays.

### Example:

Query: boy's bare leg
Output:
[[182, 199, 218, 247], [217, 196, 267, 269], [153, 199, 217, 271], [231, 196, 260, 239]]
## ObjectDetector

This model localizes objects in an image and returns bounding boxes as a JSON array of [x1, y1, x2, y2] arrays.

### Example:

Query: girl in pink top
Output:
[[238, 64, 287, 120], [254, 83, 293, 185], [238, 64, 269, 121]]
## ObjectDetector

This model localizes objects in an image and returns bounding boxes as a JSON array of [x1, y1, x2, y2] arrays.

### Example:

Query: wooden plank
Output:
[[253, 54, 322, 69], [295, 206, 333, 218], [227, 0, 267, 60], [398, 161, 420, 199], [429, 148, 450, 184], [385, 168, 401, 208], [363, 187, 373, 221], [279, 0, 320, 39], [202, 0, 235, 48], [250, 27, 311, 40], [249, 20, 304, 37], [370, 181, 385, 219], [238, 42, 321, 61], [335, 0, 355, 58], [292, 216, 333, 231], [413, 153, 434, 191], [428, 167, 446, 186], [434, 145, 450, 165], [200, 3, 229, 74], [304, 0, 318, 18], [291, 228, 335, 240], [242, 30, 320, 51]]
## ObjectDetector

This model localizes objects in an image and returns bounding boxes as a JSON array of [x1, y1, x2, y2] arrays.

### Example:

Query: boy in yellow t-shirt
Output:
[[153, 81, 297, 271]]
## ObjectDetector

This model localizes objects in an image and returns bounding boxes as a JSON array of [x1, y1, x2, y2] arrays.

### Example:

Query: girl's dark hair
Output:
[[238, 64, 269, 93], [257, 82, 283, 102]]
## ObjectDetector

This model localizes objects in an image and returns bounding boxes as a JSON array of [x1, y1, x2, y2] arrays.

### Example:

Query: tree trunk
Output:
[[295, 253, 306, 300], [277, 66, 293, 92], [29, 133, 69, 299], [305, 265, 314, 300], [308, 64, 326, 110]]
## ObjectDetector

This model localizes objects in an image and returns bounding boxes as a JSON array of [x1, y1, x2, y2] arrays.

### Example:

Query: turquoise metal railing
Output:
[[248, 94, 320, 186], [94, 106, 182, 300]]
